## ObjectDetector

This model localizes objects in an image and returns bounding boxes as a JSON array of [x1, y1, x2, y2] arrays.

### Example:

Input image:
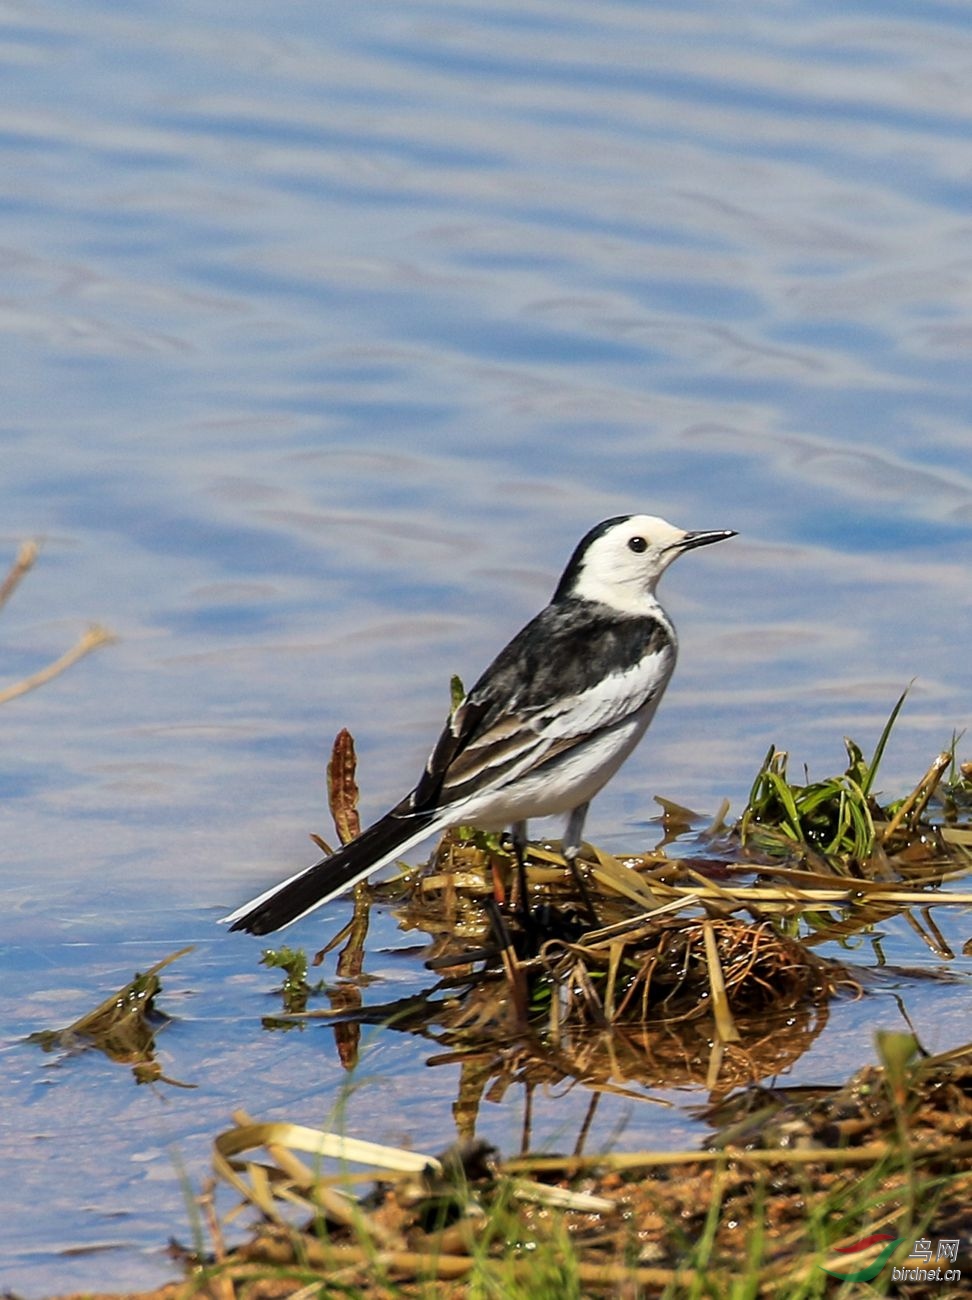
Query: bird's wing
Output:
[[411, 603, 674, 812]]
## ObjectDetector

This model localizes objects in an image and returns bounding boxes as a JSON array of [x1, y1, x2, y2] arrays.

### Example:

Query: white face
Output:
[[570, 514, 695, 614]]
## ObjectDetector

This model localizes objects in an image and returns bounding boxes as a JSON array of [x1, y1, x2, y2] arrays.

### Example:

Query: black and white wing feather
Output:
[[225, 599, 674, 934], [412, 599, 675, 814]]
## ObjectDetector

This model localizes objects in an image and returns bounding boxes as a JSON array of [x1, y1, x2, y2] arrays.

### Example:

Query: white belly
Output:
[[452, 696, 659, 829]]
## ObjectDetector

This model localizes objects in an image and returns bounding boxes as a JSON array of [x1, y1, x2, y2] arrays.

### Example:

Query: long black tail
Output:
[[223, 807, 438, 935]]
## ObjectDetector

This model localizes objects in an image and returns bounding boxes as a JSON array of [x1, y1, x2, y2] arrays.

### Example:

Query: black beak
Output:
[[676, 529, 737, 552]]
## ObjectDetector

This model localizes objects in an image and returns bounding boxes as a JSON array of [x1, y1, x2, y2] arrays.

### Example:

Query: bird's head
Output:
[[553, 514, 735, 614]]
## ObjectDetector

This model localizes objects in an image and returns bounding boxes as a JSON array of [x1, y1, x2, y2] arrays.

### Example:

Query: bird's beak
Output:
[[674, 529, 737, 552]]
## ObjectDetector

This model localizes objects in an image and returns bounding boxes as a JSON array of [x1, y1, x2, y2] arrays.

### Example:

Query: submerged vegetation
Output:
[[29, 947, 194, 1088]]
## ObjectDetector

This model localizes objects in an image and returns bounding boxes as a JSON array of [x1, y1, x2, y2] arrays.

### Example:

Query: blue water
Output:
[[3, 1, 972, 1292]]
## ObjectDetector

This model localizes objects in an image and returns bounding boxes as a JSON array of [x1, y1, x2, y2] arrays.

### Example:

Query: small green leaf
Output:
[[450, 673, 465, 714]]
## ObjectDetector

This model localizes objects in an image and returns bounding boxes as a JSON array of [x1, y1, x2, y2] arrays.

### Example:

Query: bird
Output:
[[223, 514, 735, 935]]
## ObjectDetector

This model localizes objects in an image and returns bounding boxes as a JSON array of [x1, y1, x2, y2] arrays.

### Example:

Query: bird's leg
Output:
[[564, 802, 599, 928], [511, 820, 531, 923]]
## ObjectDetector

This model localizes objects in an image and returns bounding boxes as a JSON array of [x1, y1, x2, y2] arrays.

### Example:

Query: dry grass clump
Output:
[[533, 915, 853, 1028]]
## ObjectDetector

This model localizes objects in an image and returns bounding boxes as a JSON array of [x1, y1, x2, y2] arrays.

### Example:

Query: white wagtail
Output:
[[223, 515, 734, 935]]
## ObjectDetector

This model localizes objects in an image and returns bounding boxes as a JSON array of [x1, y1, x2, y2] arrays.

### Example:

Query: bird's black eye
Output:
[[627, 536, 648, 553]]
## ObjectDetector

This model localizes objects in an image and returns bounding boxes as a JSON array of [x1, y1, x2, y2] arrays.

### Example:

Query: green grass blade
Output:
[[861, 686, 910, 797]]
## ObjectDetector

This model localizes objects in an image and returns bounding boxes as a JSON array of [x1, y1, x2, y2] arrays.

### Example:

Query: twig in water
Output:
[[0, 540, 39, 611], [0, 624, 116, 706]]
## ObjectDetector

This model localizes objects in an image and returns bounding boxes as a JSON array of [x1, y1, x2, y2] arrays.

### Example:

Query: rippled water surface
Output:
[[3, 1, 972, 1292]]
